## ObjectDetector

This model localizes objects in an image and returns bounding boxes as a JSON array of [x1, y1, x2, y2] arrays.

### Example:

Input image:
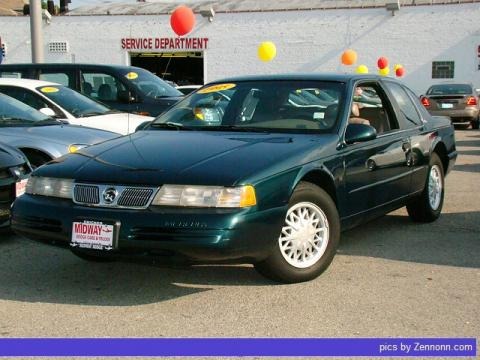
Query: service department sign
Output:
[[121, 37, 209, 51]]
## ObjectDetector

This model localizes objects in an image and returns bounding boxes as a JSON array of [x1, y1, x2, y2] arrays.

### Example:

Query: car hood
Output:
[[36, 130, 338, 186], [0, 124, 119, 147], [0, 142, 27, 168], [85, 113, 154, 134], [85, 113, 153, 123]]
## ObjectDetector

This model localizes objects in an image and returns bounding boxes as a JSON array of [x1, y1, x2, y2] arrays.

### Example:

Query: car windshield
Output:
[[151, 80, 345, 133], [0, 93, 58, 126], [427, 84, 473, 95], [36, 85, 111, 117], [120, 68, 183, 98]]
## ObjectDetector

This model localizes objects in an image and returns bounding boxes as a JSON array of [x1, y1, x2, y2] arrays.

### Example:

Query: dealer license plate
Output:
[[71, 220, 115, 250], [441, 103, 454, 109], [15, 179, 28, 198]]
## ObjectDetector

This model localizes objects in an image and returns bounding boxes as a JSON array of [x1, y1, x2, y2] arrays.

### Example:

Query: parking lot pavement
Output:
[[0, 130, 478, 339]]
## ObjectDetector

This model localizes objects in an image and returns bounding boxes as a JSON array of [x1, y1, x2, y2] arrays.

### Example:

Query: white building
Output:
[[1, 0, 480, 93]]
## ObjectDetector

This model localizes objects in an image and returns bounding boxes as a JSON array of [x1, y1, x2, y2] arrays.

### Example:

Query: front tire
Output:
[[406, 153, 444, 222], [254, 182, 340, 283]]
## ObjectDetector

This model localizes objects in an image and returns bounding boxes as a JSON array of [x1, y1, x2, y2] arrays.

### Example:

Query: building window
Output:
[[432, 61, 454, 79]]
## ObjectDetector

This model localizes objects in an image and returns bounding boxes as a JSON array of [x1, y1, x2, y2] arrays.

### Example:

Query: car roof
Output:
[[210, 73, 395, 84], [0, 63, 143, 71], [0, 78, 60, 89]]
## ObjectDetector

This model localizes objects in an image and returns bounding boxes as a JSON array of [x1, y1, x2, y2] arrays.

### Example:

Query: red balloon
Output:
[[377, 57, 389, 69], [396, 67, 405, 77], [170, 6, 195, 36]]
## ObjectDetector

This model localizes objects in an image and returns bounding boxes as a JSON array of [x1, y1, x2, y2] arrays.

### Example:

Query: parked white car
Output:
[[175, 85, 202, 95], [0, 79, 153, 135]]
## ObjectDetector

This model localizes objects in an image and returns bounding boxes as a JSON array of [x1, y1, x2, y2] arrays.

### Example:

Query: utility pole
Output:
[[30, 0, 44, 63]]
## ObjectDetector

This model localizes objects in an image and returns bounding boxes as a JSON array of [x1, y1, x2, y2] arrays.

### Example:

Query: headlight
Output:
[[25, 177, 73, 199], [151, 185, 256, 208], [68, 144, 88, 153]]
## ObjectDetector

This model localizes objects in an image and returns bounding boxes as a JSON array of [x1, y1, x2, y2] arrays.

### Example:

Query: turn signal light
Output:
[[466, 96, 477, 106], [421, 97, 430, 107]]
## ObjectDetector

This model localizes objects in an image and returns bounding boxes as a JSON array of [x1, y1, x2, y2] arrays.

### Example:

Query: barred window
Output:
[[432, 61, 454, 79]]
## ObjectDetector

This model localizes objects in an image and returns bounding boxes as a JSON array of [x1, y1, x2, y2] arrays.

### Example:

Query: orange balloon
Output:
[[341, 49, 357, 66]]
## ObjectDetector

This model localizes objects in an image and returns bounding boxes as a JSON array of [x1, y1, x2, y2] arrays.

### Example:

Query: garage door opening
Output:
[[130, 51, 204, 86]]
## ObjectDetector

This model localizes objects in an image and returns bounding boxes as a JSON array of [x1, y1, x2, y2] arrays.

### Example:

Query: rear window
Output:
[[427, 84, 472, 95]]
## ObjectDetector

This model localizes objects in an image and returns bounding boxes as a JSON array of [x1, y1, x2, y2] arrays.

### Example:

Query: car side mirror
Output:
[[118, 90, 137, 103], [345, 124, 377, 144], [39, 107, 56, 117]]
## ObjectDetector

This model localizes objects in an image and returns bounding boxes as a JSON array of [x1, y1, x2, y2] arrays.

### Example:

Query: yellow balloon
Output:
[[356, 65, 369, 74], [258, 41, 277, 62], [379, 67, 390, 76], [394, 64, 403, 71]]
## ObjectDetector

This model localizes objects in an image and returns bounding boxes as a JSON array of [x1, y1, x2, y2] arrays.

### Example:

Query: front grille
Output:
[[0, 169, 10, 179], [73, 183, 158, 209], [74, 185, 100, 205], [117, 188, 154, 207], [0, 184, 14, 203]]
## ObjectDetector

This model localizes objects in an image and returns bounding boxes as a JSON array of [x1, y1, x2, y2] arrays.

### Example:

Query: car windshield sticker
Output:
[[125, 72, 139, 80], [40, 86, 59, 93], [197, 83, 236, 94]]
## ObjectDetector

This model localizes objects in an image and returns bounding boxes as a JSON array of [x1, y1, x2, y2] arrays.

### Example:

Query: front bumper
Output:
[[429, 108, 479, 123], [11, 194, 287, 263]]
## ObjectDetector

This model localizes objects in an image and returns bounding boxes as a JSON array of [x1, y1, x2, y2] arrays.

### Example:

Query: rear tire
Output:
[[254, 182, 340, 283], [471, 117, 480, 130], [406, 153, 444, 222]]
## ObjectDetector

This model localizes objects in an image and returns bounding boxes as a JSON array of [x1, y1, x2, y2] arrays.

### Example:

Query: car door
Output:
[[341, 81, 412, 218], [383, 81, 430, 194]]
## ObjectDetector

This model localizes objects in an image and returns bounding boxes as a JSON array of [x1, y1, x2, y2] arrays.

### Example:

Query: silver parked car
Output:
[[0, 93, 119, 167], [420, 83, 479, 129]]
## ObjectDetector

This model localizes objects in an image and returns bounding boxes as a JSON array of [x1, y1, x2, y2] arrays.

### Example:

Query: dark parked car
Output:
[[0, 142, 31, 228], [420, 83, 479, 129], [12, 74, 457, 283], [0, 63, 183, 116]]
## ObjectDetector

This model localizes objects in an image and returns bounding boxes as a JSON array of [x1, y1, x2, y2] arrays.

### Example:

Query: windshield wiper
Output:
[[77, 111, 107, 118], [0, 117, 34, 125], [33, 118, 63, 126], [149, 122, 193, 130], [201, 125, 270, 133]]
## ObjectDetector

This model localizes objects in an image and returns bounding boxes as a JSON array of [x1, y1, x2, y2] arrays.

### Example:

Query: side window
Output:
[[0, 86, 63, 117], [39, 72, 70, 86], [0, 86, 47, 109], [0, 71, 22, 79], [350, 83, 399, 134], [405, 87, 430, 121], [383, 82, 422, 129], [80, 72, 127, 102]]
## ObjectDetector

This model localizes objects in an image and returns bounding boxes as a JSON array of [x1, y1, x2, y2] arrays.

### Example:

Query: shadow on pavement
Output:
[[455, 139, 480, 147], [0, 210, 478, 306], [453, 163, 480, 173], [0, 236, 272, 307], [339, 211, 480, 269], [456, 149, 480, 156]]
